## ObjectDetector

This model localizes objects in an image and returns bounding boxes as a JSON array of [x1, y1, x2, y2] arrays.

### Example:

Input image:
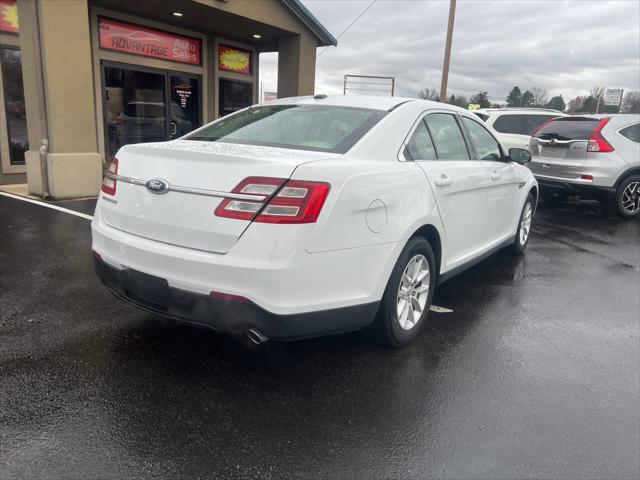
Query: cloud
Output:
[[260, 0, 640, 103]]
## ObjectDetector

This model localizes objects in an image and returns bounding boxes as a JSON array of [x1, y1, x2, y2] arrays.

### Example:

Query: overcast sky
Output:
[[259, 0, 640, 103]]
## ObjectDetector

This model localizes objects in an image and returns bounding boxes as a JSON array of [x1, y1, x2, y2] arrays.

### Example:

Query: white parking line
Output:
[[0, 191, 93, 221]]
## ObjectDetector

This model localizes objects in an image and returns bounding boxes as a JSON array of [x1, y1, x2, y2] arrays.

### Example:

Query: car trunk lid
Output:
[[99, 140, 330, 253], [528, 117, 598, 179]]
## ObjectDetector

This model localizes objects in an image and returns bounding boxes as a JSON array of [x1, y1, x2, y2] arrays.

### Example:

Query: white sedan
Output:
[[92, 95, 537, 348]]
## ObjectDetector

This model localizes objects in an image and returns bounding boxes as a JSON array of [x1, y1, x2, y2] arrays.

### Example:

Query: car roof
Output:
[[564, 114, 640, 128], [474, 107, 566, 115], [265, 95, 459, 112]]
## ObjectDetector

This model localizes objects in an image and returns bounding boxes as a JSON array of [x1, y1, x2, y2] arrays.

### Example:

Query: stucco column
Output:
[[17, 0, 101, 199], [277, 33, 317, 98]]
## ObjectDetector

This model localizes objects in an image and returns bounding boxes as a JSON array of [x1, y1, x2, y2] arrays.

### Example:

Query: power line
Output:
[[317, 0, 378, 58]]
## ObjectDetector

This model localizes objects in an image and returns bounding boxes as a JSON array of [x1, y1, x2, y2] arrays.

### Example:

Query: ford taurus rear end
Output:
[[91, 102, 388, 341]]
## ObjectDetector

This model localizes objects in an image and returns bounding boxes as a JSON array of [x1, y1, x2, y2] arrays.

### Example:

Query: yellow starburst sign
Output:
[[0, 0, 19, 34]]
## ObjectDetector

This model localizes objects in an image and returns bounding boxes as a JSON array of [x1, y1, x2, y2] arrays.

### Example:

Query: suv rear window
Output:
[[186, 104, 387, 154], [534, 117, 598, 141]]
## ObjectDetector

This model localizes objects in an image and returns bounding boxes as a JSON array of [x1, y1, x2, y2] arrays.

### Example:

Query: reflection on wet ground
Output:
[[1, 195, 638, 479]]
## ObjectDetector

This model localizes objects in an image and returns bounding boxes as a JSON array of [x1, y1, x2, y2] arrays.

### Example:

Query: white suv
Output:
[[92, 96, 537, 347], [529, 114, 640, 217], [473, 108, 568, 151]]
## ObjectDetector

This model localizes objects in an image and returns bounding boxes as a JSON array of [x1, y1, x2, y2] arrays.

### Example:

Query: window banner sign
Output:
[[218, 45, 252, 74], [98, 17, 201, 65], [0, 0, 19, 34]]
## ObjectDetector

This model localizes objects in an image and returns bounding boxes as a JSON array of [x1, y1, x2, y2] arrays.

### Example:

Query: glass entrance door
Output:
[[102, 63, 201, 160]]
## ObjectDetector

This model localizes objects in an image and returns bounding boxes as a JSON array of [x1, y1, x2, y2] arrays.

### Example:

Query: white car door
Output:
[[461, 115, 521, 241], [403, 111, 490, 270]]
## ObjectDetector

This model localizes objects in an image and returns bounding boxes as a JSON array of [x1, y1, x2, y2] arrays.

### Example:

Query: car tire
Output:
[[510, 193, 535, 255], [613, 175, 640, 219], [373, 236, 436, 348]]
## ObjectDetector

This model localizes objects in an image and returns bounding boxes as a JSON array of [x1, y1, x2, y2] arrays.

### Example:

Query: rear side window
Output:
[[185, 104, 387, 154], [474, 112, 490, 122], [405, 121, 437, 160], [619, 123, 640, 143], [493, 114, 525, 135], [523, 115, 559, 136], [424, 113, 470, 160], [462, 117, 502, 161], [535, 118, 598, 141]]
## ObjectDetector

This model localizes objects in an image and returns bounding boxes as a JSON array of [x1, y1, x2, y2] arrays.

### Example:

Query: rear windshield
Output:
[[535, 117, 597, 141], [186, 104, 387, 154]]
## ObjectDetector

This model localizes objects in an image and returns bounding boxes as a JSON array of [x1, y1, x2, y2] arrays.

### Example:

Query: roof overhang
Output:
[[281, 0, 337, 47]]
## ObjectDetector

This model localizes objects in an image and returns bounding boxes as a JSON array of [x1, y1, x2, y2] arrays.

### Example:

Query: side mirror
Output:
[[508, 148, 531, 164]]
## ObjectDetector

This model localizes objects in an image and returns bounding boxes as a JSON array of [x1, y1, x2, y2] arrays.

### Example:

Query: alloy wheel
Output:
[[519, 202, 533, 245], [621, 181, 640, 214], [396, 254, 430, 330]]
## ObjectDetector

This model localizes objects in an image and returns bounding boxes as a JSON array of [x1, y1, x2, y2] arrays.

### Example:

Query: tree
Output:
[[581, 96, 597, 114], [566, 96, 584, 113], [447, 94, 469, 108], [470, 91, 490, 108], [621, 91, 640, 113], [545, 95, 566, 112], [417, 88, 440, 101], [521, 90, 535, 107], [531, 87, 548, 107], [590, 85, 605, 100], [506, 86, 522, 107]]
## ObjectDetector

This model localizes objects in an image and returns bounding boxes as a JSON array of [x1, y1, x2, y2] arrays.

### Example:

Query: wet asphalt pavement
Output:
[[1, 195, 639, 479]]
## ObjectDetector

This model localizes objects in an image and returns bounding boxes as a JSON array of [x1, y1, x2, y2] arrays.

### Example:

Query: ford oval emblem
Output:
[[146, 178, 169, 194]]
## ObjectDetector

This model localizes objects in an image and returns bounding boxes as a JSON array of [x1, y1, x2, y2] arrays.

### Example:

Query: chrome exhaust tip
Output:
[[246, 328, 269, 345]]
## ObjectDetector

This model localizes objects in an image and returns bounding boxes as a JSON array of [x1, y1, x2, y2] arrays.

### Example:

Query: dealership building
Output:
[[0, 0, 336, 198]]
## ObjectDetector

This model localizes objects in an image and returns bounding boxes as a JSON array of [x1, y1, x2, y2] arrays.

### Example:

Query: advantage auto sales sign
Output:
[[98, 17, 201, 66]]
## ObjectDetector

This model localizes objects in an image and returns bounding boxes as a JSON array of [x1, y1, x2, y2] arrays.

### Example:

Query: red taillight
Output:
[[101, 158, 118, 195], [214, 176, 331, 224], [580, 174, 594, 181], [587, 117, 614, 153], [214, 177, 286, 221]]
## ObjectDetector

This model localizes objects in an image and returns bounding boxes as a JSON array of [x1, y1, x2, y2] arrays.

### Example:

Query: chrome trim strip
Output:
[[106, 173, 267, 202], [535, 138, 583, 145]]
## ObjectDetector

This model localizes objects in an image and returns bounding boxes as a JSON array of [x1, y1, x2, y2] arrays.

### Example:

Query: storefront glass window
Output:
[[219, 79, 252, 117], [103, 65, 201, 159], [104, 66, 166, 159], [0, 46, 28, 165]]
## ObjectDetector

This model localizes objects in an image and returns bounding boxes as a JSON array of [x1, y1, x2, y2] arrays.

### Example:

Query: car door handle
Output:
[[491, 171, 501, 181], [434, 174, 452, 187]]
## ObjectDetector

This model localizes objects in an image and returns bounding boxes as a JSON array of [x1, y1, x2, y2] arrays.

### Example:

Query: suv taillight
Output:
[[587, 117, 614, 153], [101, 158, 118, 195], [215, 176, 331, 224]]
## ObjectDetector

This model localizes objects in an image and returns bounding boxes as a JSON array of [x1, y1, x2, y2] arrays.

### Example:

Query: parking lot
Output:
[[1, 193, 638, 479]]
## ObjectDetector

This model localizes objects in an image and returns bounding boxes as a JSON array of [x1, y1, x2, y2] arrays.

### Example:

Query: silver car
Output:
[[528, 114, 640, 218]]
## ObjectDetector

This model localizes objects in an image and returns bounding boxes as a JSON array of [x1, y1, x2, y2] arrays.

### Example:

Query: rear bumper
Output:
[[95, 256, 379, 340], [535, 177, 616, 198]]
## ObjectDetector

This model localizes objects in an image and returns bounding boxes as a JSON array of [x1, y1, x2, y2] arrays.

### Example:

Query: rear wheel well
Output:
[[411, 225, 442, 278], [615, 168, 640, 189], [529, 185, 539, 210]]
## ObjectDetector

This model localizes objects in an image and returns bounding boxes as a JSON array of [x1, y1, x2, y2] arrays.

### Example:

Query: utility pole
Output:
[[439, 0, 457, 103]]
